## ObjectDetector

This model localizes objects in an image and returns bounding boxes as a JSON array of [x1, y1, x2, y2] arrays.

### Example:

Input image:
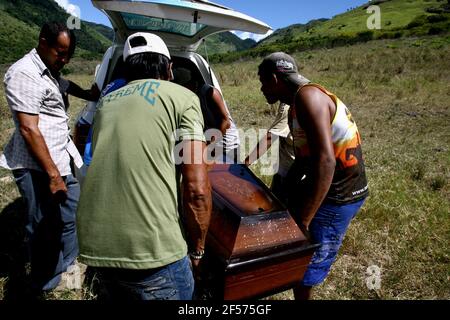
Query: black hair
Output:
[[39, 22, 76, 58], [125, 52, 171, 82]]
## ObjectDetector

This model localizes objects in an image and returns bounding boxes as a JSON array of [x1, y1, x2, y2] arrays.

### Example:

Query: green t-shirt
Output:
[[77, 79, 205, 269]]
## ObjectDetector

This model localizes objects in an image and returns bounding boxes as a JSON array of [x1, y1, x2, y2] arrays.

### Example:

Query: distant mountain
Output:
[[199, 31, 257, 56], [258, 18, 329, 45], [0, 0, 257, 64], [84, 21, 115, 44], [3, 0, 447, 66], [0, 0, 113, 64], [256, 0, 449, 47], [211, 0, 450, 63]]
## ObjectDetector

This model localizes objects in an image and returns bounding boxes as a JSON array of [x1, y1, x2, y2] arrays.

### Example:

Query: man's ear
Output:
[[272, 73, 279, 85], [38, 37, 47, 50]]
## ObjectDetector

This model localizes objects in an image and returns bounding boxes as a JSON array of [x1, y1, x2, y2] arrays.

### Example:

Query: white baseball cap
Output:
[[123, 32, 171, 61]]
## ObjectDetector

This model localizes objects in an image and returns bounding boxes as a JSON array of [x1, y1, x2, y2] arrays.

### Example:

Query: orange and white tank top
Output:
[[289, 83, 368, 203]]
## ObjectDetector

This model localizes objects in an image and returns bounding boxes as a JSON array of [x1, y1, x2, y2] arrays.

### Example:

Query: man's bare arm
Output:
[[67, 81, 100, 101], [294, 86, 336, 229], [209, 88, 231, 135], [17, 112, 67, 197], [181, 140, 212, 262]]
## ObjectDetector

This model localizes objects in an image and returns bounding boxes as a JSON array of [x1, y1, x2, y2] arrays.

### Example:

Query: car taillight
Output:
[[73, 123, 91, 156]]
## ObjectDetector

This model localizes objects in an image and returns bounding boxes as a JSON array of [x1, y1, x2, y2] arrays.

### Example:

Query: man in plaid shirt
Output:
[[0, 22, 96, 295]]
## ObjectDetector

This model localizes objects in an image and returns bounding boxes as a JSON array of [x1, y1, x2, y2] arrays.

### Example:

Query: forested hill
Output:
[[0, 0, 257, 64], [0, 0, 114, 63]]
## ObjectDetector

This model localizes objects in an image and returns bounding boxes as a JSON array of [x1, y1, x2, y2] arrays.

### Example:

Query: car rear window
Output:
[[121, 12, 206, 37]]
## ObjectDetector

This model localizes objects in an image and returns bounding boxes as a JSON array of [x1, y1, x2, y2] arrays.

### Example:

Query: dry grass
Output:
[[0, 60, 98, 301], [0, 36, 449, 300], [215, 36, 450, 300]]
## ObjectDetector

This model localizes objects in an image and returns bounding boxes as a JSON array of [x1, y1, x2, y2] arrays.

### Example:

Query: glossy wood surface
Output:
[[205, 164, 318, 300]]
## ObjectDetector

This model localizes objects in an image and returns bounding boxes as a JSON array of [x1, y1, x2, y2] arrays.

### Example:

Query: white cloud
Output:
[[232, 30, 274, 42], [54, 0, 69, 9], [66, 4, 80, 18], [54, 0, 80, 18]]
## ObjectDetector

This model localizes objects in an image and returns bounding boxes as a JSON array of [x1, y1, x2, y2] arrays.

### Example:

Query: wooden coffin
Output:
[[200, 164, 319, 300]]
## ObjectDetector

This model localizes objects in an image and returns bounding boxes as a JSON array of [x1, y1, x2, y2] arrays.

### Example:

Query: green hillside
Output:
[[0, 0, 255, 64], [260, 19, 329, 45], [85, 22, 114, 44], [199, 31, 257, 56], [0, 0, 113, 64], [306, 0, 448, 36], [261, 0, 449, 44], [0, 9, 39, 64], [212, 0, 450, 62]]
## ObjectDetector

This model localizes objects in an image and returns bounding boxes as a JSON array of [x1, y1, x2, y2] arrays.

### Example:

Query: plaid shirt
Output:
[[0, 49, 82, 176]]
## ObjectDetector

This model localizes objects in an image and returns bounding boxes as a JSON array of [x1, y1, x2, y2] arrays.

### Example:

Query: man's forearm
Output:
[[19, 123, 60, 178], [68, 81, 100, 101], [296, 156, 335, 228], [19, 122, 68, 197], [181, 141, 212, 252], [210, 89, 231, 135], [183, 181, 212, 251]]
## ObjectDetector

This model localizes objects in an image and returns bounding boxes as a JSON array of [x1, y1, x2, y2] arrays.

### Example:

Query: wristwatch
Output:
[[189, 249, 205, 260]]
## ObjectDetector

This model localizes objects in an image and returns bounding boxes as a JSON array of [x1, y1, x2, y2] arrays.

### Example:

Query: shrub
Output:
[[428, 26, 446, 35], [407, 15, 428, 29], [411, 164, 425, 181], [430, 176, 447, 191], [61, 67, 73, 76], [426, 14, 449, 23], [356, 31, 375, 42], [377, 31, 403, 39], [426, 7, 444, 14]]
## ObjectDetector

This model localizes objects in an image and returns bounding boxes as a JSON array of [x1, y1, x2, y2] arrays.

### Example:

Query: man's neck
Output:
[[36, 47, 52, 74], [280, 83, 301, 105]]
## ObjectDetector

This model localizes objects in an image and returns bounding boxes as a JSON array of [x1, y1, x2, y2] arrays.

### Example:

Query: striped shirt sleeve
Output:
[[4, 69, 43, 114]]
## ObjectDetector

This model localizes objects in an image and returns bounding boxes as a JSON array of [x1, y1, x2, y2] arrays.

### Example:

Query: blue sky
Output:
[[55, 0, 368, 40]]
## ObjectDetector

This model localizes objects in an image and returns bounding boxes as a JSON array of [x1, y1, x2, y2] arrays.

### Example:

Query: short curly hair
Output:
[[39, 22, 76, 58]]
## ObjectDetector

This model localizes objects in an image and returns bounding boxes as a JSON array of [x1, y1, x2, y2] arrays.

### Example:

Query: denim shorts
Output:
[[300, 198, 366, 287], [97, 256, 194, 301]]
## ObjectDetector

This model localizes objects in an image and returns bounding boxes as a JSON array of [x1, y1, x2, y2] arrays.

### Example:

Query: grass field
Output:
[[0, 35, 449, 300], [307, 0, 445, 36]]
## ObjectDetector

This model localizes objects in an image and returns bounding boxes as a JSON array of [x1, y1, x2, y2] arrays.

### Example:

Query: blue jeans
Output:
[[12, 169, 80, 291], [301, 198, 366, 287], [96, 256, 194, 300]]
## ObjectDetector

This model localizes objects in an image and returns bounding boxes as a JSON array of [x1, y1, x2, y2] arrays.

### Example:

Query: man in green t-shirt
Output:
[[76, 33, 212, 300]]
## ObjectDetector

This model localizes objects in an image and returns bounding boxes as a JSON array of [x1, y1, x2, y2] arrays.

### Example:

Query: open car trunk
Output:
[[92, 0, 271, 50]]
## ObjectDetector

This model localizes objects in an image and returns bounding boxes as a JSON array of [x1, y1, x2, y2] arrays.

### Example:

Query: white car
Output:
[[72, 1, 319, 300], [73, 0, 271, 164]]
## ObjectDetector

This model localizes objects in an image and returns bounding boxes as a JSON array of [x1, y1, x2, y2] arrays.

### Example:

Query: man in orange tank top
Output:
[[258, 52, 369, 300]]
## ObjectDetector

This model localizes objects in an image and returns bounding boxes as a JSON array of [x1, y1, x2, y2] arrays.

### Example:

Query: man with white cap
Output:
[[258, 52, 369, 300], [76, 33, 212, 300]]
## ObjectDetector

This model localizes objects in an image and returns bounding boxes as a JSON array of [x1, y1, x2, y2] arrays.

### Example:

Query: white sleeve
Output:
[[4, 69, 43, 114], [268, 103, 290, 138]]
